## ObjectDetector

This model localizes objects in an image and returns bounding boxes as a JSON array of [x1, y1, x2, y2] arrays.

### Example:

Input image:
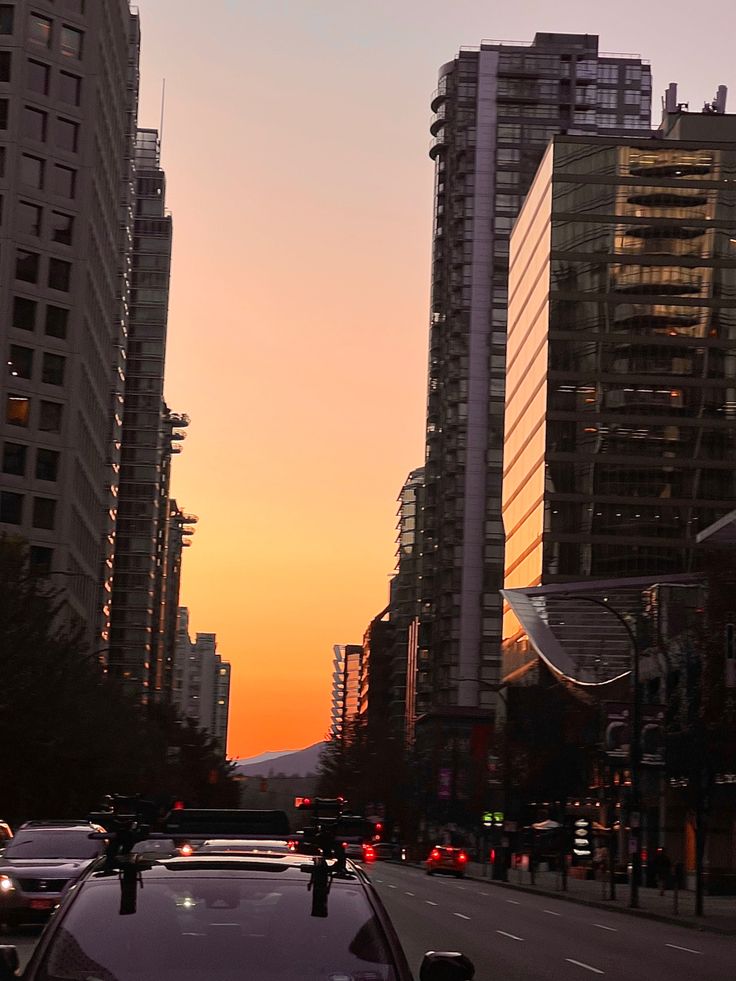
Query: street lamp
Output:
[[558, 593, 641, 909]]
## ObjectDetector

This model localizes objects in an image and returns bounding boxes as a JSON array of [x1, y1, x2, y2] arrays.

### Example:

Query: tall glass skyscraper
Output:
[[420, 34, 653, 716], [503, 113, 736, 652]]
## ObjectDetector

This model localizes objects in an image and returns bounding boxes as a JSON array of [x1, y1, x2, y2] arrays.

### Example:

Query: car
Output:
[[7, 837, 475, 981], [373, 842, 407, 862], [191, 838, 294, 856], [426, 845, 469, 878], [0, 821, 106, 928], [0, 824, 12, 853]]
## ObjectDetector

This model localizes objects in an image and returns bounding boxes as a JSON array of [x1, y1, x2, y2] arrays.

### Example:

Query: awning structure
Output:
[[501, 574, 702, 688]]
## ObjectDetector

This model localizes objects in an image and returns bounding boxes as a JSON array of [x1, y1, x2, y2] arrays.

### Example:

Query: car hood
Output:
[[0, 858, 94, 876]]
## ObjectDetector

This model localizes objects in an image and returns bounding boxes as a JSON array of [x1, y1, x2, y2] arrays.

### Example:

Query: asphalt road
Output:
[[369, 861, 736, 980]]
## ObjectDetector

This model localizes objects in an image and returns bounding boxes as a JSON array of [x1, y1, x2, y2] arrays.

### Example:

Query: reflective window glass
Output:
[[29, 14, 52, 48], [60, 25, 82, 59]]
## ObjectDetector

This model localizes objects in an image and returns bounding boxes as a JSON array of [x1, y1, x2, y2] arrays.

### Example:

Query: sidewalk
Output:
[[463, 861, 736, 934]]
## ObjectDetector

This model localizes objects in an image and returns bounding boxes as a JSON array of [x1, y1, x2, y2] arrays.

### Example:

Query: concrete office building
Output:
[[503, 103, 736, 654], [172, 607, 231, 754], [108, 128, 187, 698], [0, 1, 139, 653], [421, 33, 653, 715]]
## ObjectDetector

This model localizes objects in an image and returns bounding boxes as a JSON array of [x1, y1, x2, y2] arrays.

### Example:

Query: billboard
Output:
[[604, 702, 665, 766]]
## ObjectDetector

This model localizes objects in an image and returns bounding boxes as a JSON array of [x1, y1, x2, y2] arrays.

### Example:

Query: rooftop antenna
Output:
[[159, 78, 166, 158]]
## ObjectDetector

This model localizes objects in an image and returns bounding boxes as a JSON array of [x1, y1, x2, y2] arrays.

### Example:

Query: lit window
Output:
[[6, 395, 31, 427]]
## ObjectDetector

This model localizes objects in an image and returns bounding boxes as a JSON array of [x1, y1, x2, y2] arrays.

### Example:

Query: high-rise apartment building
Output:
[[421, 33, 653, 713], [108, 127, 185, 698], [172, 607, 231, 754], [0, 1, 139, 653], [503, 109, 736, 654], [330, 644, 363, 744]]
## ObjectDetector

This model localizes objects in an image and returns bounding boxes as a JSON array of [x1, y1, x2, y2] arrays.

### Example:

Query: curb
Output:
[[462, 871, 736, 936]]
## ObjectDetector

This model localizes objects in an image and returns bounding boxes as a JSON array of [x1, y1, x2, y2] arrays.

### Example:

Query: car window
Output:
[[4, 832, 101, 859], [37, 876, 398, 981]]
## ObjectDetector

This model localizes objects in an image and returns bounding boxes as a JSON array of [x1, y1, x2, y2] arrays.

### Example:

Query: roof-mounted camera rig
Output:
[[88, 795, 161, 915], [295, 797, 353, 917]]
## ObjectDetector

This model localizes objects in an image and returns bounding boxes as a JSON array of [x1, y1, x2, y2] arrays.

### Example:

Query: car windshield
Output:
[[4, 832, 100, 860], [37, 874, 399, 981]]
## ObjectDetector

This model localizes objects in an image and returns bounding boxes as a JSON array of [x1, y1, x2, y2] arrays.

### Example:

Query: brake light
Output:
[[287, 840, 297, 852], [179, 843, 193, 857], [363, 846, 375, 862], [430, 848, 441, 860], [458, 852, 467, 863]]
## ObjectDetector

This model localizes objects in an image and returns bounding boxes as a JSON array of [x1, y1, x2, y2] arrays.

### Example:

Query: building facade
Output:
[[503, 114, 736, 651], [108, 128, 190, 699], [0, 0, 139, 652], [330, 644, 363, 744], [421, 33, 653, 714], [172, 607, 231, 754]]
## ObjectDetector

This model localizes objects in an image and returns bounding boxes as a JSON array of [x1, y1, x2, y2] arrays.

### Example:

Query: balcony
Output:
[[612, 267, 704, 295], [430, 105, 448, 134], [429, 133, 447, 160]]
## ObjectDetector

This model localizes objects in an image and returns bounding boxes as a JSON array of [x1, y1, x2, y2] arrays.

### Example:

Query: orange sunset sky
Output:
[[135, 0, 736, 758]]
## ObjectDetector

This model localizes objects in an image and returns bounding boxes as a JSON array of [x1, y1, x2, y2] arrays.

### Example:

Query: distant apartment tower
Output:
[[330, 644, 363, 743], [0, 2, 139, 652], [503, 107, 736, 651], [108, 127, 186, 698], [421, 33, 653, 712], [172, 607, 231, 754]]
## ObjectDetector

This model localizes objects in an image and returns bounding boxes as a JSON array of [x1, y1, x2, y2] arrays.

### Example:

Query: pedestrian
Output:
[[653, 847, 671, 895]]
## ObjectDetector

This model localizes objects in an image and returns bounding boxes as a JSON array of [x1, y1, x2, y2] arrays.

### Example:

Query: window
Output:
[[13, 296, 36, 331], [0, 491, 23, 525], [16, 249, 40, 283], [625, 89, 641, 105], [20, 153, 44, 188], [59, 71, 81, 105], [6, 395, 31, 427], [38, 400, 62, 432], [0, 51, 10, 82], [50, 211, 73, 245], [56, 116, 78, 152], [45, 304, 68, 338], [23, 105, 47, 141], [48, 257, 71, 291], [18, 200, 42, 236], [0, 145, 5, 177], [0, 5, 14, 34], [597, 65, 618, 84], [53, 163, 75, 197], [32, 496, 56, 529], [27, 59, 49, 94], [8, 345, 33, 380], [29, 545, 52, 573], [598, 89, 618, 109], [35, 447, 59, 481], [3, 443, 27, 476], [0, 97, 8, 128], [60, 26, 82, 59], [41, 352, 65, 385], [29, 14, 52, 49]]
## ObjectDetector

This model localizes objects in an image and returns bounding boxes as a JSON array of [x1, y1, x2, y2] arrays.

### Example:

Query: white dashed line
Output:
[[593, 924, 617, 932], [478, 891, 490, 896], [405, 891, 415, 896], [496, 930, 524, 941], [456, 885, 467, 890], [507, 899, 521, 905], [426, 900, 438, 906], [453, 912, 471, 920], [387, 884, 397, 889], [566, 958, 604, 975], [543, 909, 561, 916], [665, 943, 702, 955]]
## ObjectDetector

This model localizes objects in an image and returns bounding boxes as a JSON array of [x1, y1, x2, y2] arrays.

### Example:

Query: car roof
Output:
[[16, 822, 102, 832], [85, 852, 365, 883]]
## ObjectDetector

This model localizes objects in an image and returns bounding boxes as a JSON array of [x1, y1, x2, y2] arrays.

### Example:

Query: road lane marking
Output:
[[387, 884, 397, 889], [374, 878, 383, 883], [507, 899, 521, 905], [456, 885, 467, 890], [453, 912, 471, 920], [405, 891, 415, 896], [543, 909, 561, 916], [566, 958, 604, 975], [496, 930, 524, 941], [593, 924, 617, 932], [478, 891, 490, 896], [426, 900, 438, 906], [665, 944, 702, 955]]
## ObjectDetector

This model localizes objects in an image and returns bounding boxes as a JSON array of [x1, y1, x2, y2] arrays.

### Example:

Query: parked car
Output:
[[0, 821, 106, 927], [426, 844, 469, 878]]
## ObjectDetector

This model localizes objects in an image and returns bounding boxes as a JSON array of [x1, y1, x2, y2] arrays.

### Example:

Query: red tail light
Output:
[[458, 852, 467, 863], [430, 848, 441, 860], [179, 843, 193, 857], [287, 840, 297, 851]]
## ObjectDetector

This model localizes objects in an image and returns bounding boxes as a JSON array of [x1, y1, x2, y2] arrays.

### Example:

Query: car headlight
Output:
[[0, 875, 15, 893]]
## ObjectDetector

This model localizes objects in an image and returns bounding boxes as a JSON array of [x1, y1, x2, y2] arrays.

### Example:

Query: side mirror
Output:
[[420, 951, 475, 981], [0, 946, 19, 981]]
